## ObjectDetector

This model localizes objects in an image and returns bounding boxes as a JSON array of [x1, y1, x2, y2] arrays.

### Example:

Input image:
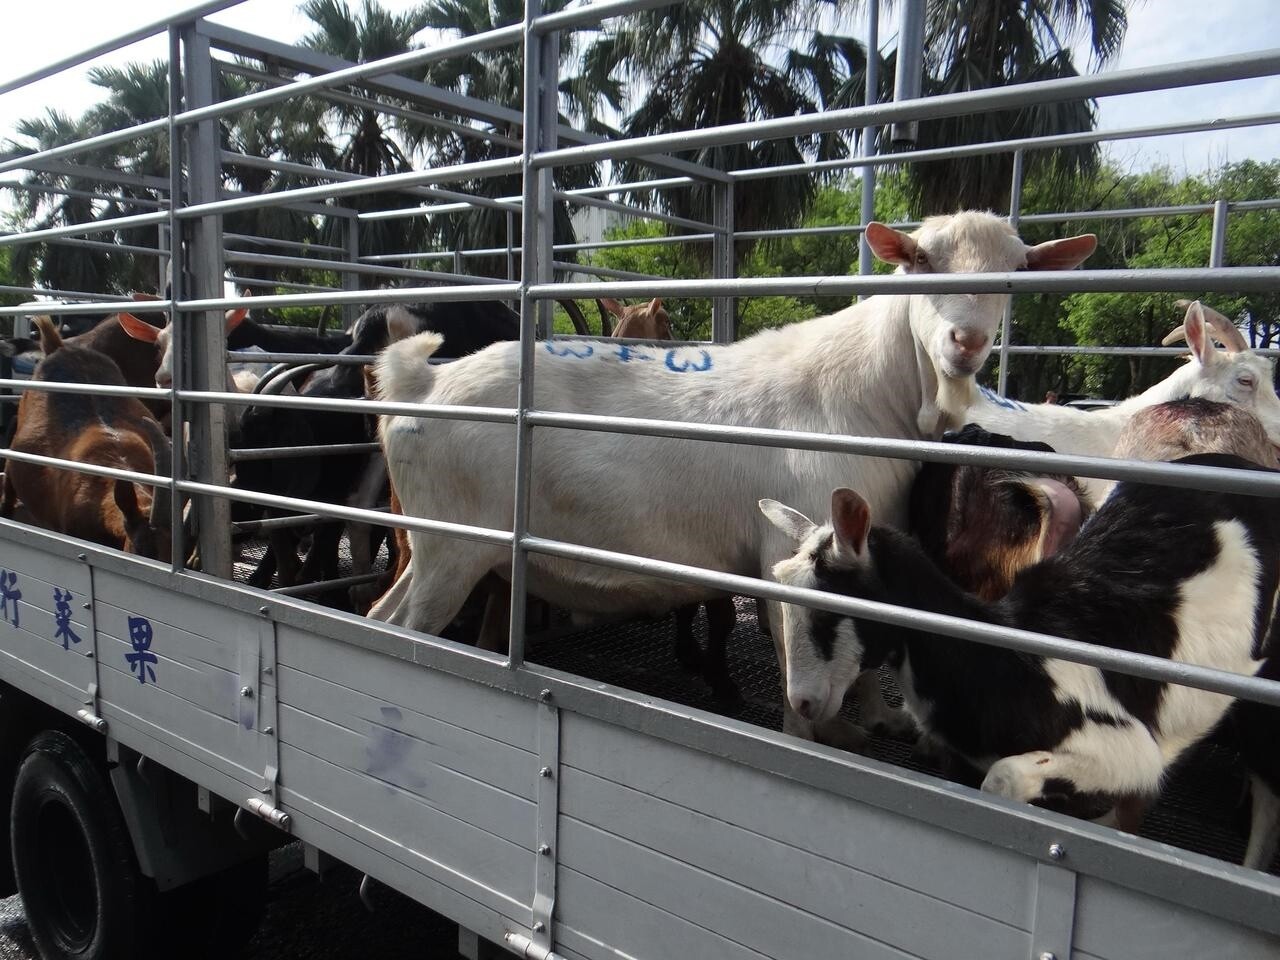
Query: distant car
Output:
[[1063, 397, 1119, 411]]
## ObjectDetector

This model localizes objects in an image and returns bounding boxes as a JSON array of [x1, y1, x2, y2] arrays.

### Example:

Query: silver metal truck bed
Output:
[[2, 521, 1275, 960]]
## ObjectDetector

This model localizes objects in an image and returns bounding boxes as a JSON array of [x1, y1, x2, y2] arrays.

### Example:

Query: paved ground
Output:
[[0, 845, 466, 960]]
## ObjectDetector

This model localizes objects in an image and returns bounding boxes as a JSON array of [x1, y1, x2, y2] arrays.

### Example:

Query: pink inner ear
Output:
[[1184, 309, 1214, 365], [117, 312, 160, 343], [831, 488, 871, 555], [1025, 234, 1097, 271], [599, 298, 625, 318], [225, 307, 249, 332], [864, 222, 916, 266]]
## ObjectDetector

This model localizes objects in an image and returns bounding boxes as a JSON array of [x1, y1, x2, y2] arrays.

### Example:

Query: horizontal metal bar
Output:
[[227, 275, 341, 294], [270, 572, 383, 597], [179, 157, 523, 220], [0, 377, 168, 400], [0, 180, 169, 210], [233, 506, 390, 534], [176, 388, 517, 424], [229, 442, 379, 463], [181, 24, 523, 130], [223, 231, 344, 255], [531, 266, 1280, 300], [218, 62, 521, 154], [525, 410, 1280, 496], [180, 478, 512, 547], [0, 298, 169, 317], [730, 110, 1280, 181], [0, 446, 172, 489], [0, 121, 168, 178], [0, 0, 245, 95], [557, 233, 716, 253], [225, 352, 373, 366], [532, 0, 676, 33], [520, 534, 1280, 709], [223, 249, 496, 286], [219, 151, 522, 214], [0, 211, 169, 249], [536, 47, 1280, 170], [45, 236, 162, 257], [0, 285, 132, 304], [566, 177, 697, 198], [554, 190, 718, 234], [552, 261, 668, 282], [1005, 344, 1280, 358], [176, 282, 520, 313]]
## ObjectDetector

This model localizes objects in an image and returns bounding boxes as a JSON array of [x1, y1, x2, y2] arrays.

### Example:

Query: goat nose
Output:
[[795, 697, 815, 721], [155, 373, 172, 388], [950, 328, 988, 353]]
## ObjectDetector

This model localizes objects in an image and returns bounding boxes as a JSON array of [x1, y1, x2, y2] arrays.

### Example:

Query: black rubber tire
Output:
[[10, 730, 154, 960]]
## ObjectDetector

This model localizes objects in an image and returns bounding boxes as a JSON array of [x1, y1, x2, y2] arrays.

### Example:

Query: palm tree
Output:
[[899, 0, 1129, 214], [299, 0, 438, 261], [583, 1, 874, 268], [417, 0, 617, 297]]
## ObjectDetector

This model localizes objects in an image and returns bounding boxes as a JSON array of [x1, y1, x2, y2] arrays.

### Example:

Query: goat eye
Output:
[[1237, 374, 1256, 389], [914, 250, 929, 265]]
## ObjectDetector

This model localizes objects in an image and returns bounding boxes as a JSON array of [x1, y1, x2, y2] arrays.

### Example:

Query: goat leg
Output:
[[700, 597, 742, 708], [0, 471, 15, 519], [672, 604, 703, 673]]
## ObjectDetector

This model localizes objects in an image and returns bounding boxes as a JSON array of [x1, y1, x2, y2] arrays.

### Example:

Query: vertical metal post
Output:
[[505, 209, 517, 311], [711, 179, 735, 343], [508, 1, 556, 669], [535, 57, 557, 341], [181, 23, 232, 579], [341, 215, 360, 328], [1209, 198, 1229, 268], [857, 0, 880, 290], [890, 0, 926, 146], [997, 148, 1025, 398], [167, 26, 187, 572], [453, 247, 464, 278], [156, 223, 170, 294]]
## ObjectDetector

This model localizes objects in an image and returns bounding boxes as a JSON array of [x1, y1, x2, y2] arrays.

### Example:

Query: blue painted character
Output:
[[125, 616, 158, 685], [613, 344, 653, 363], [664, 349, 713, 373], [53, 588, 82, 650], [0, 571, 21, 628], [978, 384, 1026, 412], [544, 342, 594, 359]]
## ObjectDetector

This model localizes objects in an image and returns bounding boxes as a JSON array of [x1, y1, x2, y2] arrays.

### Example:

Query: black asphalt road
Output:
[[0, 845, 466, 960]]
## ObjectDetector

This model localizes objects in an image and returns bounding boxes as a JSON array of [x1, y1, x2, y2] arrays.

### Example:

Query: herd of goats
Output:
[[2, 210, 1278, 871]]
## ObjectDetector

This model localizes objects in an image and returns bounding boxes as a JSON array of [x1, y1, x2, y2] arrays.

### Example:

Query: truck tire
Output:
[[10, 730, 156, 960]]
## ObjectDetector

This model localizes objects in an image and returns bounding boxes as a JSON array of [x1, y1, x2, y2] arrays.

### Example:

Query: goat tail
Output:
[[375, 330, 445, 402], [33, 316, 62, 355]]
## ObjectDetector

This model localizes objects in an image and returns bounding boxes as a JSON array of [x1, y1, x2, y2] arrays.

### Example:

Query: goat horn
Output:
[[1161, 325, 1187, 347], [257, 362, 326, 396], [142, 419, 172, 529], [1197, 304, 1249, 353]]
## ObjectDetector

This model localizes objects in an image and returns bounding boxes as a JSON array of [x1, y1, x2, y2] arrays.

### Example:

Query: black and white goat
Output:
[[760, 461, 1280, 868]]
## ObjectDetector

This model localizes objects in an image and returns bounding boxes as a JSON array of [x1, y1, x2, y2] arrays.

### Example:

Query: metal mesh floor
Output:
[[233, 537, 1275, 875]]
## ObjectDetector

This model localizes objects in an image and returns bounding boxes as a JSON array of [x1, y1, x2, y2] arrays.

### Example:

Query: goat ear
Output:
[[759, 499, 816, 543], [647, 298, 664, 312], [1182, 302, 1220, 367], [831, 488, 871, 558], [1025, 234, 1097, 271], [599, 298, 626, 318], [130, 291, 162, 302], [864, 222, 917, 266], [225, 307, 249, 332], [117, 312, 161, 343]]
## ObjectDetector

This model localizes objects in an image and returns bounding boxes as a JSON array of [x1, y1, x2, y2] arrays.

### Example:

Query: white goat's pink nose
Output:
[[949, 328, 989, 355], [156, 372, 172, 388]]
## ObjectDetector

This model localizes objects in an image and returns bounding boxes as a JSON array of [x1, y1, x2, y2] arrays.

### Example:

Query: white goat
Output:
[[117, 307, 251, 393], [373, 211, 1095, 743], [945, 301, 1280, 500]]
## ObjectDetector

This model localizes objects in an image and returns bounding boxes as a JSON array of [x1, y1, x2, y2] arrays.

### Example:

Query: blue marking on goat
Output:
[[665, 349, 713, 373], [544, 342, 594, 359], [979, 385, 1027, 412], [614, 344, 654, 362]]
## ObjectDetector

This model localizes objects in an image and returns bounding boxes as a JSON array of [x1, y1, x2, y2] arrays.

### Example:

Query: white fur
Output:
[[943, 326, 1280, 502]]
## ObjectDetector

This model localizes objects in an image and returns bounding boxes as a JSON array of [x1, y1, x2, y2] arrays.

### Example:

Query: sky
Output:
[[0, 0, 1275, 183]]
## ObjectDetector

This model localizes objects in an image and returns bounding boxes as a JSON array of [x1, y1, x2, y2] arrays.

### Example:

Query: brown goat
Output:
[[1, 318, 172, 561], [601, 297, 670, 339], [1114, 398, 1276, 468]]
